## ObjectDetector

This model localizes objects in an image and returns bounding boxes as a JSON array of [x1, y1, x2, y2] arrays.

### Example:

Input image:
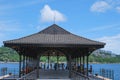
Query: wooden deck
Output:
[[23, 69, 70, 80], [2, 69, 107, 80]]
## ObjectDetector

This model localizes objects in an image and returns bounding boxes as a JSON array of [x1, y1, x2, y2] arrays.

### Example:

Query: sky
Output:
[[0, 0, 120, 54]]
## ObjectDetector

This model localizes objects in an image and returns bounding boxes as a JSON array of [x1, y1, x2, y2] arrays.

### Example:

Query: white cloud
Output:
[[116, 6, 120, 13], [96, 34, 120, 54], [90, 1, 111, 12], [40, 5, 66, 22], [91, 0, 120, 13]]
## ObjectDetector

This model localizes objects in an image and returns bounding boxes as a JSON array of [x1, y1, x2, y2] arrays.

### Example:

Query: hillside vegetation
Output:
[[89, 50, 120, 63], [0, 47, 19, 62], [0, 47, 120, 63]]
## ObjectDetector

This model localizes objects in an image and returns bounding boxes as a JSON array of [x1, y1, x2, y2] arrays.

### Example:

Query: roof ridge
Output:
[[39, 24, 71, 34]]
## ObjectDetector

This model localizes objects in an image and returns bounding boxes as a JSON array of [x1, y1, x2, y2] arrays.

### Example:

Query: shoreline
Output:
[[0, 61, 19, 64]]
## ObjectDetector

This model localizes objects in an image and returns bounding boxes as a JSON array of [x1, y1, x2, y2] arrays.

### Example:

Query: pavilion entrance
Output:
[[40, 50, 67, 71], [16, 47, 95, 79]]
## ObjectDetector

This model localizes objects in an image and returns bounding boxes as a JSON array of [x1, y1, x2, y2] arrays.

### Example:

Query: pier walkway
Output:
[[22, 69, 70, 80], [2, 69, 108, 80], [21, 69, 103, 80]]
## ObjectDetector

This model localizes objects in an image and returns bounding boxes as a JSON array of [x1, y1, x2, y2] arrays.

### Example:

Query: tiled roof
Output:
[[4, 24, 105, 47]]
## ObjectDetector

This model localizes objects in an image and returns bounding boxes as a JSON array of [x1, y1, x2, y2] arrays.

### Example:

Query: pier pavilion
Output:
[[3, 24, 105, 79]]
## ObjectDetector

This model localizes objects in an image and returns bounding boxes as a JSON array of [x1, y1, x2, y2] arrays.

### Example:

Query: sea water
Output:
[[0, 62, 19, 76], [91, 63, 120, 80], [0, 63, 120, 80]]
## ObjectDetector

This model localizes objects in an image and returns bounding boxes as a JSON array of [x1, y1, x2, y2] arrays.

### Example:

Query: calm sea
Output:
[[91, 64, 120, 80], [0, 63, 120, 80], [0, 62, 19, 76]]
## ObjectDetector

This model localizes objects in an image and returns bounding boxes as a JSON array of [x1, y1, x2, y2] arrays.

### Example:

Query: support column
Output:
[[79, 55, 81, 73], [77, 57, 79, 70], [83, 55, 85, 74], [26, 56, 27, 74], [69, 55, 72, 78], [31, 57, 33, 71], [75, 57, 77, 71], [66, 56, 69, 70], [47, 53, 49, 69], [87, 55, 89, 76], [57, 54, 59, 70], [80, 56, 82, 65], [32, 58, 34, 71], [23, 55, 25, 76], [36, 56, 39, 78], [75, 56, 77, 66], [28, 57, 30, 72], [19, 54, 21, 78]]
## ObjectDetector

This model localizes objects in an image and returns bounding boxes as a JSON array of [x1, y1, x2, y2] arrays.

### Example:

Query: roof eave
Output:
[[4, 42, 105, 48]]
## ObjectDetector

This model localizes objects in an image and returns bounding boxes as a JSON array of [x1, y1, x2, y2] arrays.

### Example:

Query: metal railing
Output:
[[0, 67, 19, 80], [71, 70, 90, 80], [93, 68, 114, 80], [0, 67, 19, 76], [71, 70, 103, 80]]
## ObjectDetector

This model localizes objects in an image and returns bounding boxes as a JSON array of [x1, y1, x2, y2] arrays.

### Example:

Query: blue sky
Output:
[[0, 0, 120, 54]]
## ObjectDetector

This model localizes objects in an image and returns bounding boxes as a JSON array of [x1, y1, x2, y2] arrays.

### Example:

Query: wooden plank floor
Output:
[[2, 69, 104, 80], [24, 69, 70, 80]]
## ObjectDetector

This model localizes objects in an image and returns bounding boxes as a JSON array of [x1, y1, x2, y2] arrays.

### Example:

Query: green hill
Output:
[[89, 50, 120, 63], [0, 46, 19, 62]]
